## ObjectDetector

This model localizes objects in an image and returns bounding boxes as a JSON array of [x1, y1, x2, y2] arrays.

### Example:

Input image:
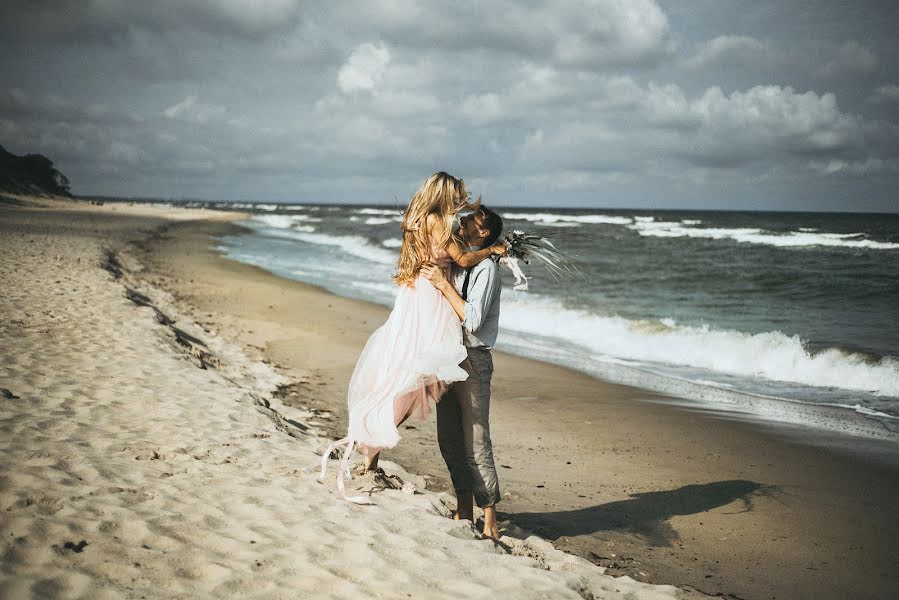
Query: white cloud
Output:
[[870, 84, 899, 103], [326, 0, 675, 70], [639, 82, 698, 129], [510, 78, 879, 174], [315, 54, 442, 122], [693, 86, 852, 143], [162, 95, 227, 123], [549, 0, 675, 67], [507, 64, 574, 108], [817, 41, 877, 78], [683, 35, 768, 70], [3, 2, 898, 209], [672, 85, 868, 165], [337, 42, 391, 94]]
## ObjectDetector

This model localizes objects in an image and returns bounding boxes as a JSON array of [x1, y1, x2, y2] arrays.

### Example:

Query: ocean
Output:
[[165, 201, 899, 440]]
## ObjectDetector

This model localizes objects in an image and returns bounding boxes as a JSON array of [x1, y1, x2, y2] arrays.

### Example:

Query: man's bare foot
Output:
[[482, 523, 500, 540], [453, 490, 474, 521], [482, 505, 500, 540]]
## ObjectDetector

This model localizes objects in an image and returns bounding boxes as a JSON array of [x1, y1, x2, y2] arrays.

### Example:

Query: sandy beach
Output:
[[2, 196, 897, 600]]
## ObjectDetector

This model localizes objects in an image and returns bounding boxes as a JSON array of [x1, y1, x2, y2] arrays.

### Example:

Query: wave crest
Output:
[[504, 212, 633, 225], [500, 296, 899, 398], [627, 220, 898, 249]]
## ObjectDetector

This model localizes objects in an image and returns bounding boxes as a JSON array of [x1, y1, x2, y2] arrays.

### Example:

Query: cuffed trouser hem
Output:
[[437, 347, 500, 508]]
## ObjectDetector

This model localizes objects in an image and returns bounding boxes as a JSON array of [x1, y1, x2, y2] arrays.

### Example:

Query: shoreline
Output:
[[3, 195, 695, 600], [3, 195, 896, 599], [137, 212, 898, 599], [213, 209, 899, 461], [212, 205, 899, 448]]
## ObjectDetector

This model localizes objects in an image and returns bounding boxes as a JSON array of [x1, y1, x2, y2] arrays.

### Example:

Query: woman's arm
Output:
[[420, 263, 466, 321], [445, 238, 505, 267], [426, 213, 506, 268]]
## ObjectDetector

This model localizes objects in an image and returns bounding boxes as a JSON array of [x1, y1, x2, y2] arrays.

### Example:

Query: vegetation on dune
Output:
[[0, 145, 72, 197]]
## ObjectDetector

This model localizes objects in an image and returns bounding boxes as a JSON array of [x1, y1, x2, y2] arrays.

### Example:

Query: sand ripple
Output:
[[0, 200, 690, 599]]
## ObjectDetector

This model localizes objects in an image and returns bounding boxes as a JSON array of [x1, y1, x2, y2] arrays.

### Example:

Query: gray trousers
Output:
[[437, 347, 501, 508]]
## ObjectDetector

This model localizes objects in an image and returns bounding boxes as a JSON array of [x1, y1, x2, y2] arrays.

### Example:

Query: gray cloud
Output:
[[322, 0, 676, 69], [682, 36, 771, 70], [0, 1, 897, 211], [1, 0, 305, 41], [870, 84, 899, 103], [817, 41, 878, 79]]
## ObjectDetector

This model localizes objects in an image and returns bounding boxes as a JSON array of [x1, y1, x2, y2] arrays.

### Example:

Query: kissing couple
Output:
[[320, 171, 507, 540]]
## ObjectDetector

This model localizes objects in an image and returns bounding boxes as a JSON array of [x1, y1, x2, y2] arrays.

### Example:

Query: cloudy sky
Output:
[[2, 1, 897, 211]]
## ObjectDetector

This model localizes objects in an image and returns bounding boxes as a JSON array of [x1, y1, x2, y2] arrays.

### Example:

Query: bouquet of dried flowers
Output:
[[498, 230, 579, 291]]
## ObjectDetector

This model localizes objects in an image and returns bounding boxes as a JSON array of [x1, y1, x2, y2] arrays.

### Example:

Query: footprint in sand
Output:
[[6, 496, 63, 515]]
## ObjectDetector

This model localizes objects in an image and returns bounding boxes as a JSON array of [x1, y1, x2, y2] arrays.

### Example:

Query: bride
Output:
[[319, 172, 506, 502]]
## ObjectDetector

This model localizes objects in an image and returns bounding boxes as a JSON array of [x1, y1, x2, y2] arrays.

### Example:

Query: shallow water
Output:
[[180, 201, 899, 437]]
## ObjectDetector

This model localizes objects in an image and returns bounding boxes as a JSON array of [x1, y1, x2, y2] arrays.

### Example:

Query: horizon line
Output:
[[78, 194, 899, 216]]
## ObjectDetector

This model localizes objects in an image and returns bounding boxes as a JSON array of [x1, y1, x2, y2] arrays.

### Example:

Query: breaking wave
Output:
[[500, 295, 899, 400], [628, 220, 899, 250]]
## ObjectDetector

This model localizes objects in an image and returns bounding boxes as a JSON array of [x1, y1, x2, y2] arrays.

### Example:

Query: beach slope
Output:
[[0, 196, 695, 599], [139, 206, 898, 600]]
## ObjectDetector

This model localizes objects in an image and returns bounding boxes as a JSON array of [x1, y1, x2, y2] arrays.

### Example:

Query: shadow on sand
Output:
[[502, 479, 776, 546]]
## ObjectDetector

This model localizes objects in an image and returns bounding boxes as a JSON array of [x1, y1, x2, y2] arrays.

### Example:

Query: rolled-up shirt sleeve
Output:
[[462, 264, 500, 334]]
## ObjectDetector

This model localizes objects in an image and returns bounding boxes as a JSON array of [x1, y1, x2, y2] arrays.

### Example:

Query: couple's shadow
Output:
[[501, 479, 775, 547]]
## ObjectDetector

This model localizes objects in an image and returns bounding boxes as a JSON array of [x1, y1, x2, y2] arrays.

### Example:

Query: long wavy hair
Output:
[[393, 172, 480, 286]]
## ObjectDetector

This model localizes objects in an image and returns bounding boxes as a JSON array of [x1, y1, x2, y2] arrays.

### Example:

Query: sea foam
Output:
[[245, 215, 397, 265], [254, 214, 322, 229], [628, 220, 899, 249], [355, 208, 403, 216], [503, 212, 633, 225], [499, 294, 899, 399], [364, 217, 398, 225], [284, 231, 396, 265]]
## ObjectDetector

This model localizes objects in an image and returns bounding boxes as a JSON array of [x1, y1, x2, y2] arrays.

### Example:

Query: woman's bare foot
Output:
[[363, 449, 379, 472], [481, 505, 500, 540], [354, 442, 381, 473]]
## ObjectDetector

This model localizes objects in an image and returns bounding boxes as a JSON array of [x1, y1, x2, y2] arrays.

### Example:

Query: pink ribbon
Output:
[[318, 436, 373, 505], [499, 256, 529, 291]]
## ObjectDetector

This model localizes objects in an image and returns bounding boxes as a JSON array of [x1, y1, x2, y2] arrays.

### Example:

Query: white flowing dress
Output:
[[319, 244, 468, 502]]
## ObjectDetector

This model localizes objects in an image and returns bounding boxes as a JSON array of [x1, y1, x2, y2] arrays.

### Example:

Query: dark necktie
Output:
[[461, 267, 473, 301]]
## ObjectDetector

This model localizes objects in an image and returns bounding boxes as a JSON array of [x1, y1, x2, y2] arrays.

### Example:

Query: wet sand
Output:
[[137, 215, 899, 600]]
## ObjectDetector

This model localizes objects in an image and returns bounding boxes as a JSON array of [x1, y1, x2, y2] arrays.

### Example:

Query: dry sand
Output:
[[2, 196, 897, 600], [0, 195, 695, 600]]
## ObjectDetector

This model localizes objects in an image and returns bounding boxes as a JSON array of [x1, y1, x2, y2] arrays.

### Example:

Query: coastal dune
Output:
[[0, 196, 691, 599]]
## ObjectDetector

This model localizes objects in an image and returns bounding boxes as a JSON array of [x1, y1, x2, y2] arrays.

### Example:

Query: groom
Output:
[[422, 206, 504, 540]]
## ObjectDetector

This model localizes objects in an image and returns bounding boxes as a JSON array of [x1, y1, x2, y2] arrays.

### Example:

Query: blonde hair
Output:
[[393, 172, 480, 286]]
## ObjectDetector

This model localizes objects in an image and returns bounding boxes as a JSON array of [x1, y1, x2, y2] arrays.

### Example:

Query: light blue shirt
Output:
[[452, 247, 501, 349]]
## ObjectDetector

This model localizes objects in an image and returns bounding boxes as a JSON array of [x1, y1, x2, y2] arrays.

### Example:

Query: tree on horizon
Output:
[[0, 145, 72, 197]]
